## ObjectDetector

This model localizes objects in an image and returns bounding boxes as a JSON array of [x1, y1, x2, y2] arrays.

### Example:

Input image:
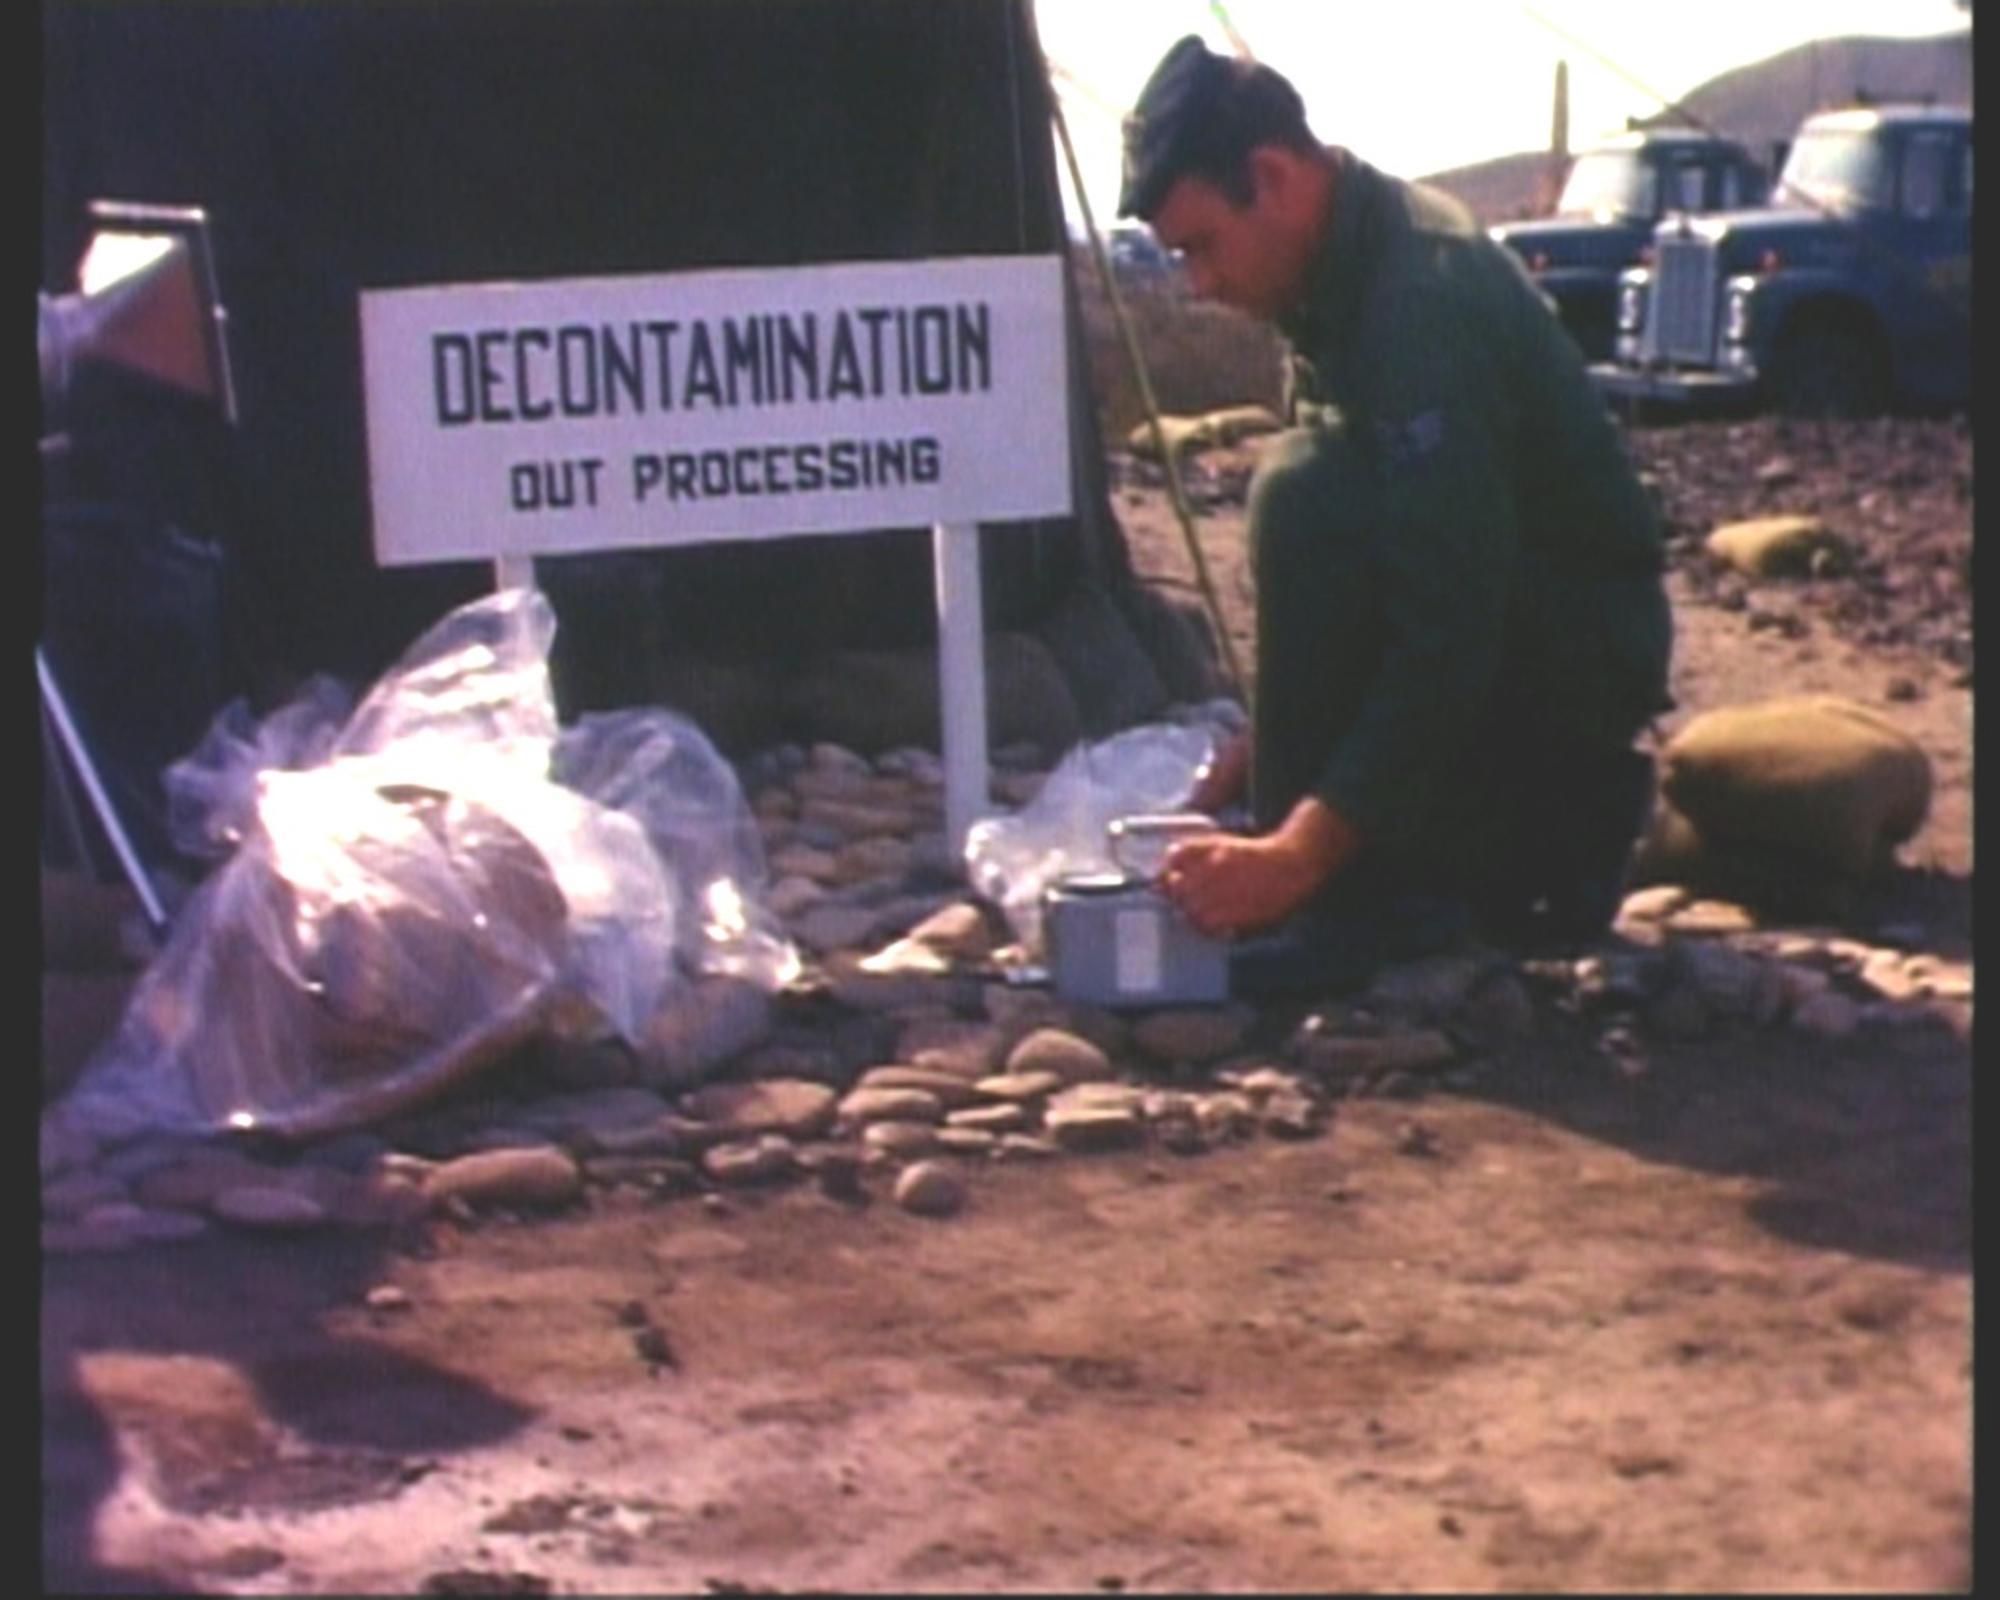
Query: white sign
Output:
[[360, 254, 1072, 565]]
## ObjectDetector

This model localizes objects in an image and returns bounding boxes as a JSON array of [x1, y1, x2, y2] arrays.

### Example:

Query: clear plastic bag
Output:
[[964, 719, 1219, 953], [53, 773, 576, 1143], [553, 709, 799, 989], [52, 586, 794, 1144], [164, 673, 355, 860]]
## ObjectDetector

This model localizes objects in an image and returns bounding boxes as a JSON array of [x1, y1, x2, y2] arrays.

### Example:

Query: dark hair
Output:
[[1161, 59, 1320, 211]]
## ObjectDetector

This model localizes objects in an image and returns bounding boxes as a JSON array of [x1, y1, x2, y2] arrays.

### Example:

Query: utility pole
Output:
[[1542, 59, 1570, 214]]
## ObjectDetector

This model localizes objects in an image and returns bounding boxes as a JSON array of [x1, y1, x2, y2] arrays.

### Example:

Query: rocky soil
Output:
[[41, 414, 1971, 1594]]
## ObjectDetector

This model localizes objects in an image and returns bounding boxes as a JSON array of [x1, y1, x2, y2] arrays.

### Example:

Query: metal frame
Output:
[[40, 199, 239, 936], [81, 200, 238, 425]]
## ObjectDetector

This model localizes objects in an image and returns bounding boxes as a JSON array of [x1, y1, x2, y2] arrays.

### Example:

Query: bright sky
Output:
[[1032, 0, 1970, 226]]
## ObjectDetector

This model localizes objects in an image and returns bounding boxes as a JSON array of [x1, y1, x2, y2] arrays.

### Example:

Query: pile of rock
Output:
[[1601, 885, 1972, 1043], [40, 738, 1970, 1258]]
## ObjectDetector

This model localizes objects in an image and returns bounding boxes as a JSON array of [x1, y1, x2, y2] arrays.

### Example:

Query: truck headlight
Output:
[[1617, 280, 1648, 333], [1724, 284, 1752, 343]]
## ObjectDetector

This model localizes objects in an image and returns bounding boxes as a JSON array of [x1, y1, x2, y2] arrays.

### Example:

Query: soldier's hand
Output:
[[1159, 832, 1315, 938], [1159, 795, 1360, 938]]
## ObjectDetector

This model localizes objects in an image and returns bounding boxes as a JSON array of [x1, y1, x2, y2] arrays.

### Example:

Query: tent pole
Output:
[[1048, 87, 1245, 699]]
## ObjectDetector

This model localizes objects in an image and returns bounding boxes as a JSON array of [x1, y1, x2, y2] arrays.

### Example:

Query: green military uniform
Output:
[[1248, 146, 1673, 922], [1117, 36, 1672, 956]]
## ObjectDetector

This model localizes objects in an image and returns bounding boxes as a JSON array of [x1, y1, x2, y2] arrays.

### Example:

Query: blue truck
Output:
[[1489, 128, 1771, 360], [1589, 104, 1972, 416]]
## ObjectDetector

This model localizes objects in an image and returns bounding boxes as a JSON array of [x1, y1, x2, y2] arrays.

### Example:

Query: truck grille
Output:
[[1643, 234, 1719, 365]]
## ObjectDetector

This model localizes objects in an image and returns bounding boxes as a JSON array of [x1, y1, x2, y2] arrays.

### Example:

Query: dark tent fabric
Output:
[[41, 0, 1135, 708]]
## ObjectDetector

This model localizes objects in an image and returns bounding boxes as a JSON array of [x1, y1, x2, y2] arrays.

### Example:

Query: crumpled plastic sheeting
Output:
[[52, 586, 794, 1145], [166, 673, 355, 860], [56, 777, 576, 1144], [553, 710, 798, 990], [964, 717, 1220, 953]]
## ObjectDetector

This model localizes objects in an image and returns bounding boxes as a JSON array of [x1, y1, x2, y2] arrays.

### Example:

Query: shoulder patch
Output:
[[1370, 408, 1447, 475]]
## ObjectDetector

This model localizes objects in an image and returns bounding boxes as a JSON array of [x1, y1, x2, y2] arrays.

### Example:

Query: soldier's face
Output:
[[1151, 171, 1304, 320]]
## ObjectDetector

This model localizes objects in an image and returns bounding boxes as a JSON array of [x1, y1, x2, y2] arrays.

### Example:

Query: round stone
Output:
[[899, 1017, 1008, 1079], [701, 1136, 797, 1186], [903, 902, 996, 961], [679, 1079, 838, 1141], [1048, 1082, 1147, 1115], [211, 1186, 331, 1229], [1131, 1007, 1254, 1064], [1294, 1029, 1456, 1081], [995, 1133, 1062, 1161], [1194, 1092, 1257, 1142], [856, 1066, 982, 1108], [837, 1086, 946, 1126], [946, 1102, 1030, 1133], [1667, 900, 1758, 936], [974, 1070, 1064, 1102], [1004, 1029, 1113, 1085], [1044, 1105, 1145, 1153], [1260, 1092, 1323, 1140], [1236, 1067, 1300, 1103], [422, 1146, 582, 1211], [802, 1142, 867, 1200], [894, 1161, 967, 1217], [862, 1120, 940, 1158], [1618, 885, 1690, 923], [809, 741, 872, 775], [793, 764, 873, 801]]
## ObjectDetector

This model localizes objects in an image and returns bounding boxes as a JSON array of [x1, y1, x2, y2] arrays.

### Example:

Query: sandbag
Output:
[[1199, 404, 1284, 445], [1626, 793, 1859, 921], [1659, 695, 1931, 880], [1125, 404, 1283, 463], [1705, 514, 1848, 578], [1125, 414, 1207, 462]]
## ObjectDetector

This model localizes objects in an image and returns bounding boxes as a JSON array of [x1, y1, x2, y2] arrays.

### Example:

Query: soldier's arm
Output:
[[1308, 395, 1518, 848]]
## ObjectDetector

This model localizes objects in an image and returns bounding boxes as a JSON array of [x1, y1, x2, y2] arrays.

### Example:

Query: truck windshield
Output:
[[1777, 129, 1892, 212], [1556, 151, 1658, 220]]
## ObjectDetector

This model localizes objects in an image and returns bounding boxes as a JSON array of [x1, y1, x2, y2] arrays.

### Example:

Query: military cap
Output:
[[1117, 35, 1232, 219]]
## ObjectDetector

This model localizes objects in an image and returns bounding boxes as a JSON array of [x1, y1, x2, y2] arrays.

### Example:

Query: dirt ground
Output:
[[42, 415, 1972, 1595]]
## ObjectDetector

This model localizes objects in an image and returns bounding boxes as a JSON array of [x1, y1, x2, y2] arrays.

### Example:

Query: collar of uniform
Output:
[[1277, 146, 1375, 358]]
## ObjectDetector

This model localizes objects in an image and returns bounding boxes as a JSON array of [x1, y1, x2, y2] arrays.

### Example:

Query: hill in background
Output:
[[1419, 30, 1973, 223]]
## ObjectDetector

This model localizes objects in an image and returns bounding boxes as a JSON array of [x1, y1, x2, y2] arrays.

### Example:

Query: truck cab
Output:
[[1489, 129, 1770, 360], [1590, 104, 1972, 415]]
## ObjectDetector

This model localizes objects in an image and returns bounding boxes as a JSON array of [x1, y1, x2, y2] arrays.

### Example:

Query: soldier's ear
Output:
[[1246, 146, 1292, 208], [1248, 144, 1318, 221]]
